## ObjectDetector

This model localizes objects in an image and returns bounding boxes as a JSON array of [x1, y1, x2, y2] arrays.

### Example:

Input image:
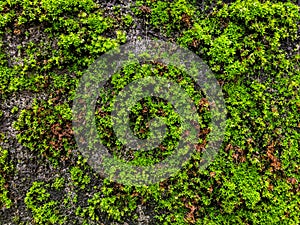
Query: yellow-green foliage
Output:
[[1, 0, 299, 224], [0, 146, 13, 209], [24, 181, 66, 224]]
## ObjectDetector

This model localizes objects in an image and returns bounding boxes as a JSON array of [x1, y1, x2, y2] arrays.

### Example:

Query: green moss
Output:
[[0, 0, 126, 96], [13, 99, 74, 164], [76, 180, 139, 222], [51, 177, 65, 190], [0, 146, 13, 209], [3, 0, 300, 224], [135, 0, 196, 36], [10, 106, 19, 114], [70, 166, 90, 190], [25, 181, 66, 224], [95, 61, 208, 167]]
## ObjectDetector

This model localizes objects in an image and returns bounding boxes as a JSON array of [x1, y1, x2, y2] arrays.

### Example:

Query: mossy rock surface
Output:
[[0, 0, 299, 224]]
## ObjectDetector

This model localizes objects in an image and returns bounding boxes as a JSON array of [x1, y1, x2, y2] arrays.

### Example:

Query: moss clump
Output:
[[24, 181, 66, 225], [0, 0, 126, 96], [0, 145, 14, 209], [13, 99, 74, 164], [135, 0, 196, 36], [95, 61, 209, 167]]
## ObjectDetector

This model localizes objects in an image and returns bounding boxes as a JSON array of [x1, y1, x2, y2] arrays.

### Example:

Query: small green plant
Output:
[[0, 146, 13, 209], [135, 0, 195, 35], [70, 166, 90, 189], [24, 181, 66, 224], [11, 106, 19, 114], [52, 177, 65, 190]]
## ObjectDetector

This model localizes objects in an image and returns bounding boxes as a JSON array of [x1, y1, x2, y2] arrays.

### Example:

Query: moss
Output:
[[1, 0, 300, 224], [94, 61, 209, 168], [24, 181, 66, 224], [0, 0, 126, 96], [51, 177, 65, 190], [13, 99, 75, 164], [70, 166, 90, 190], [10, 106, 19, 114], [0, 145, 14, 209], [135, 0, 196, 36]]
